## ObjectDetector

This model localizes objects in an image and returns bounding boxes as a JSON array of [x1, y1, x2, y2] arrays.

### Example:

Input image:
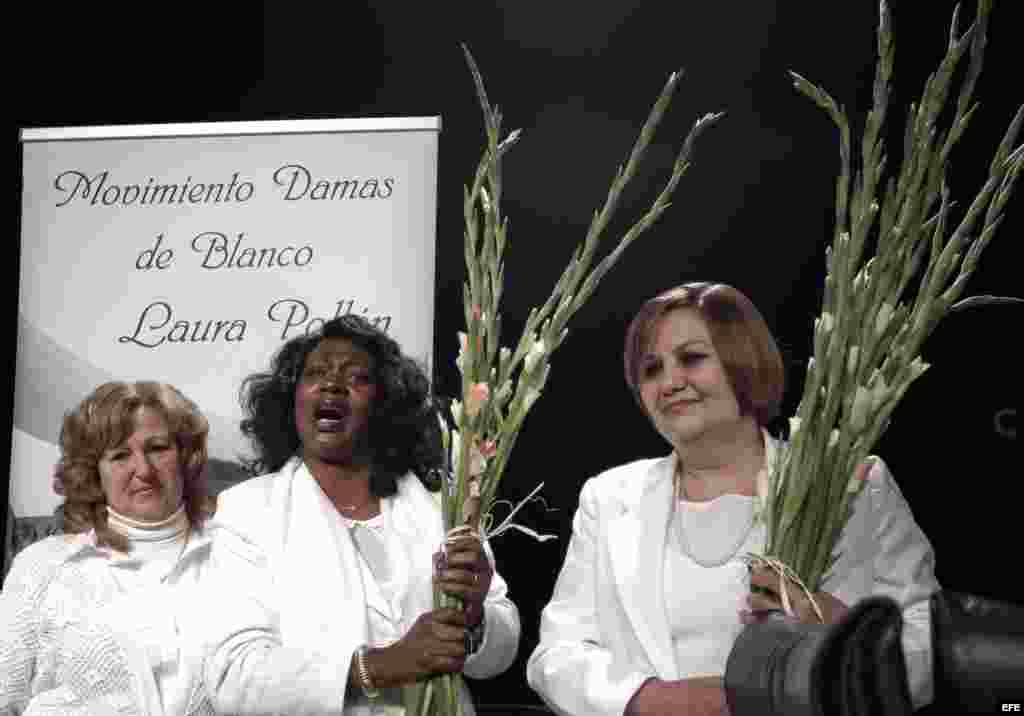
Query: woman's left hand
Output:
[[434, 534, 493, 627], [743, 566, 849, 625]]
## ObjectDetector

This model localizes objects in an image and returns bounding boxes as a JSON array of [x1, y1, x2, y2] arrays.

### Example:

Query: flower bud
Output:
[[820, 312, 834, 334], [875, 302, 894, 336], [451, 430, 463, 472], [909, 357, 930, 381], [465, 383, 490, 419], [437, 414, 451, 451], [850, 385, 871, 431], [788, 416, 802, 438], [523, 386, 541, 412], [524, 337, 546, 374], [871, 372, 889, 412], [847, 346, 860, 377], [494, 380, 512, 407], [468, 441, 488, 477]]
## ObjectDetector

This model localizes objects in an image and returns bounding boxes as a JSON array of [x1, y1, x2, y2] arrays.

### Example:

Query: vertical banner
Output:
[[8, 117, 440, 566]]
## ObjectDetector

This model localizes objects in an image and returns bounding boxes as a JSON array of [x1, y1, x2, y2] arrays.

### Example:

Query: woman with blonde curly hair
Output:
[[1, 381, 218, 715]]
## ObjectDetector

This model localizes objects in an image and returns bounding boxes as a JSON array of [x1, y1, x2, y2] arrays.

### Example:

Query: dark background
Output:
[[5, 1, 1021, 708]]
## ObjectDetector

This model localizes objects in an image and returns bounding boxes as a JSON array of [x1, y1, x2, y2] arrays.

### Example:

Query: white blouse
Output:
[[664, 495, 765, 679], [345, 505, 421, 711]]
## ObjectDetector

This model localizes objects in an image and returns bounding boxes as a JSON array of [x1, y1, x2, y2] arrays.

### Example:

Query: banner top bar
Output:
[[20, 116, 442, 143]]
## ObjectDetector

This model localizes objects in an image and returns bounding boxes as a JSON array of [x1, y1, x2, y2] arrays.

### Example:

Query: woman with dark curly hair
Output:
[[202, 315, 521, 714], [0, 381, 217, 714]]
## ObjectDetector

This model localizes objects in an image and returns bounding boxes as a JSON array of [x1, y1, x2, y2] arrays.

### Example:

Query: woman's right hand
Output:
[[625, 677, 730, 716], [362, 608, 469, 687]]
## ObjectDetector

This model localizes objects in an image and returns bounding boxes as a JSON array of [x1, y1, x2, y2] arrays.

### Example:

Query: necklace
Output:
[[673, 465, 756, 568]]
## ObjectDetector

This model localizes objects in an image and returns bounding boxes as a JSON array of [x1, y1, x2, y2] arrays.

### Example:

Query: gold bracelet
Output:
[[356, 645, 380, 699]]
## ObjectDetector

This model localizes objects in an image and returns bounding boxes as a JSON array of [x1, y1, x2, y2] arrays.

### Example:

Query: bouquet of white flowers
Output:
[[748, 0, 1022, 618]]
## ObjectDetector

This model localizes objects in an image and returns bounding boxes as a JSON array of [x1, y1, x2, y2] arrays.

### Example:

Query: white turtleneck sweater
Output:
[[106, 503, 191, 586], [0, 503, 217, 715]]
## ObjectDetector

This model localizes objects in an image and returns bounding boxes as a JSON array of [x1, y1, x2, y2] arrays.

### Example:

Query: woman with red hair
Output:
[[528, 282, 938, 715]]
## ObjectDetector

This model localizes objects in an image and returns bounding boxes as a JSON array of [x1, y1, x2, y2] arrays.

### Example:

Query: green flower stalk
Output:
[[411, 46, 722, 716], [753, 0, 1022, 603]]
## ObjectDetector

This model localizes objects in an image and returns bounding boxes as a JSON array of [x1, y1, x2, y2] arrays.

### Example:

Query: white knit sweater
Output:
[[0, 522, 216, 715]]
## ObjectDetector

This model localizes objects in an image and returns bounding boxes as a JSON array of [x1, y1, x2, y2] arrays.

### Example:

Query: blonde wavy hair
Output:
[[56, 381, 213, 552]]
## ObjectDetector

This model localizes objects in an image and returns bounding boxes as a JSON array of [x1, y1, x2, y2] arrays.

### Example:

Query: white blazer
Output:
[[199, 457, 520, 715], [526, 435, 938, 716]]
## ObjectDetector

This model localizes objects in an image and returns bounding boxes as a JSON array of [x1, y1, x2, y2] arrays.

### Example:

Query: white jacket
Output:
[[200, 457, 521, 715], [526, 436, 938, 716]]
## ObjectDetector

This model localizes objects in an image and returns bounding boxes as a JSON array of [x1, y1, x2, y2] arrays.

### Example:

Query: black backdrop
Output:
[[5, 1, 1021, 707]]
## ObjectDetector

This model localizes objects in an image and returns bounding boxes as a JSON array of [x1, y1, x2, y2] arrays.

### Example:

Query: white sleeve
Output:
[[198, 520, 350, 715], [526, 482, 651, 716], [824, 458, 939, 710], [462, 541, 521, 680], [1, 540, 68, 715], [1, 549, 43, 715]]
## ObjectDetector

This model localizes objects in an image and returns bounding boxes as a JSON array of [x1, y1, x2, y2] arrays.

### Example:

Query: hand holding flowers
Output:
[[434, 532, 493, 629]]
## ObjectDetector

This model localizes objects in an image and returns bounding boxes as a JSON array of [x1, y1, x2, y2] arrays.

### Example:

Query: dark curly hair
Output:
[[240, 315, 445, 496], [57, 381, 213, 553]]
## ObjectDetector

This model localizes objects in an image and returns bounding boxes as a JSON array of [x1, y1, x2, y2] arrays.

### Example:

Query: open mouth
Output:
[[315, 401, 350, 432]]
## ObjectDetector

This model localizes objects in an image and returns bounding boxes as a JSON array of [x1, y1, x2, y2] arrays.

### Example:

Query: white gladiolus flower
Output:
[[829, 429, 840, 448]]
